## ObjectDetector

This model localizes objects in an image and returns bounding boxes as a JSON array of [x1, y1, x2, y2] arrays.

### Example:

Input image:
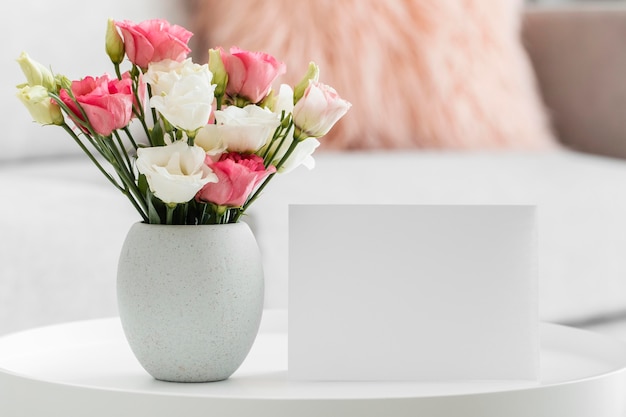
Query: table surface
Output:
[[0, 310, 625, 417]]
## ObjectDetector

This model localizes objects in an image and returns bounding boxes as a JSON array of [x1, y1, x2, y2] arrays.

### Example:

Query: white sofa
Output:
[[2, 2, 626, 341]]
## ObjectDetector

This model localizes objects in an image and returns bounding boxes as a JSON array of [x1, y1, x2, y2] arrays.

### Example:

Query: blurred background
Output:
[[2, 0, 626, 346]]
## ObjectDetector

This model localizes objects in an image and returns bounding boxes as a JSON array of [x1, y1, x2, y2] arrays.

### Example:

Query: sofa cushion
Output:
[[188, 0, 556, 150], [523, 5, 626, 159]]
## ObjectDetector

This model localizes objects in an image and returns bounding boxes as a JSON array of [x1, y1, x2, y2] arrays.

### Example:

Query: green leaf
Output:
[[138, 173, 149, 196], [143, 187, 164, 224], [150, 121, 165, 147]]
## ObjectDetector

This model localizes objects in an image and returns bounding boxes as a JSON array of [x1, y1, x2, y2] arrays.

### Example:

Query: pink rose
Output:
[[293, 81, 352, 139], [109, 71, 146, 118], [60, 73, 135, 136], [196, 152, 276, 207], [220, 47, 286, 104], [114, 19, 192, 69]]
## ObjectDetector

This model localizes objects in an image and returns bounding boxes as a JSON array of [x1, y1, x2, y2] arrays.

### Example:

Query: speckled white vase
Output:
[[116, 222, 264, 383]]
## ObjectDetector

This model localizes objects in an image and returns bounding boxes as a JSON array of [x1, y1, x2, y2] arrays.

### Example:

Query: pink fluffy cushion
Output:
[[187, 0, 556, 150]]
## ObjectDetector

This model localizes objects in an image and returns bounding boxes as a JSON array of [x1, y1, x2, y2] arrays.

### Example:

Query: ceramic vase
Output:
[[116, 221, 264, 382]]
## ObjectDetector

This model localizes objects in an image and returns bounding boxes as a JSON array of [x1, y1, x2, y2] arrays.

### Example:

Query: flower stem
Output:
[[166, 204, 176, 225], [130, 69, 152, 143], [60, 123, 121, 191], [262, 116, 293, 169], [113, 130, 132, 171], [114, 63, 122, 80], [61, 123, 149, 223], [123, 127, 140, 151], [107, 144, 149, 218], [234, 136, 302, 222]]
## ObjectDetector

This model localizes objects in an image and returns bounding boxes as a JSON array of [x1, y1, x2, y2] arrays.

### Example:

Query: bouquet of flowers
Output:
[[15, 18, 351, 225]]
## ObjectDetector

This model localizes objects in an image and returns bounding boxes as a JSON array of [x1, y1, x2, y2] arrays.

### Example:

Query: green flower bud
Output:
[[105, 18, 125, 65], [208, 48, 228, 98], [55, 74, 72, 91], [293, 61, 319, 104], [16, 52, 56, 91], [258, 88, 276, 111], [16, 85, 63, 125]]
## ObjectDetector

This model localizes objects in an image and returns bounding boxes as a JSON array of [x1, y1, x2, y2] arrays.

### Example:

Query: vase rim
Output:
[[130, 221, 250, 231], [135, 221, 244, 226]]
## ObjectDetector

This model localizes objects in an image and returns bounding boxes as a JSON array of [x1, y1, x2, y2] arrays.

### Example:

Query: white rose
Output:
[[274, 83, 294, 115], [198, 104, 280, 153], [146, 59, 215, 132], [277, 137, 320, 173], [136, 141, 217, 204], [194, 125, 227, 162]]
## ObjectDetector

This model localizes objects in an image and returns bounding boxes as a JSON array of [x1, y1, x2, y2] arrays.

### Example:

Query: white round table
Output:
[[0, 310, 625, 416]]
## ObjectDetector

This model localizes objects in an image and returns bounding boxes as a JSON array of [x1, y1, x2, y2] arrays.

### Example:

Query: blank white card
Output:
[[288, 204, 539, 381]]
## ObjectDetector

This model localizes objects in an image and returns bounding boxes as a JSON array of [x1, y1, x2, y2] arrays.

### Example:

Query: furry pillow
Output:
[[186, 0, 556, 150]]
